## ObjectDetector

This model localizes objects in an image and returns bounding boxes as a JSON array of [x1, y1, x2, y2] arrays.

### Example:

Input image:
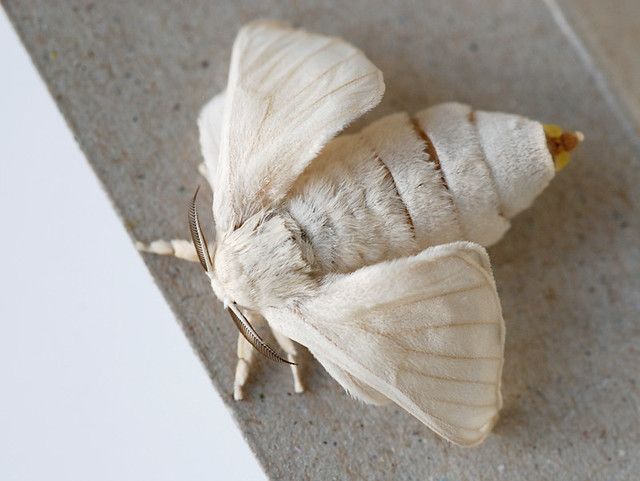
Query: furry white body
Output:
[[287, 105, 554, 272], [137, 21, 576, 446], [204, 100, 554, 309], [206, 101, 552, 417]]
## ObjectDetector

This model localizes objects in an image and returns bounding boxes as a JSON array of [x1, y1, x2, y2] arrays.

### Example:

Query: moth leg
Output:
[[135, 239, 199, 263], [271, 328, 305, 394], [233, 331, 256, 401]]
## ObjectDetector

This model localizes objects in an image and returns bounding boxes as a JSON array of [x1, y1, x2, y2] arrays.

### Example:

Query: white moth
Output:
[[137, 20, 583, 446]]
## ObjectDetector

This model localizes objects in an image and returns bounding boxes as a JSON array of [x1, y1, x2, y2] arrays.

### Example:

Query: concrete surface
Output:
[[4, 1, 638, 479], [556, 0, 640, 137]]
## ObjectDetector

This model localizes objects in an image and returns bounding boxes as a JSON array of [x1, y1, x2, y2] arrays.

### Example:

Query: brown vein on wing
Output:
[[380, 337, 501, 361], [351, 281, 488, 319], [406, 350, 501, 361], [363, 321, 501, 334], [399, 365, 498, 385], [289, 71, 379, 124], [288, 307, 494, 436], [424, 396, 498, 409], [348, 324, 501, 361], [243, 29, 291, 75], [233, 96, 274, 205], [253, 42, 297, 85], [269, 38, 339, 90], [290, 50, 361, 100]]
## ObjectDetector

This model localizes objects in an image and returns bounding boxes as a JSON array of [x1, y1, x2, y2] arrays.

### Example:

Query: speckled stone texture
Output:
[[4, 1, 638, 479]]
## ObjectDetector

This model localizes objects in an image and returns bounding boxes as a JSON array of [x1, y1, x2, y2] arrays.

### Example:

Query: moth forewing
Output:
[[211, 20, 385, 232], [264, 242, 505, 447]]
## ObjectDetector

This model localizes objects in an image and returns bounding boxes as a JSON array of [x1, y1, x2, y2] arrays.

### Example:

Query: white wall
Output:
[[0, 9, 266, 481]]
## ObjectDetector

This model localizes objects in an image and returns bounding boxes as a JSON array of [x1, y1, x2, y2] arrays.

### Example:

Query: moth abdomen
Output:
[[285, 102, 582, 278], [287, 134, 418, 274], [414, 103, 582, 244]]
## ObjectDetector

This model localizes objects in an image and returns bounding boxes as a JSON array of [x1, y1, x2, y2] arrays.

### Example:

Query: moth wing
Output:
[[313, 353, 391, 406], [265, 242, 505, 446], [197, 90, 226, 187], [214, 20, 385, 230]]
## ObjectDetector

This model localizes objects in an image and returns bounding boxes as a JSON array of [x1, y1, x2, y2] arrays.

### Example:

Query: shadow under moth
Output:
[[137, 20, 583, 446]]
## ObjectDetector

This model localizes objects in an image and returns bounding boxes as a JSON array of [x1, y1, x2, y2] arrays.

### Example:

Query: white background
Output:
[[0, 9, 266, 481]]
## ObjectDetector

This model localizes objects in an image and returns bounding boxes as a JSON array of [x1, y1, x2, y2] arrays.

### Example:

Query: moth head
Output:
[[187, 187, 223, 299], [188, 188, 307, 364]]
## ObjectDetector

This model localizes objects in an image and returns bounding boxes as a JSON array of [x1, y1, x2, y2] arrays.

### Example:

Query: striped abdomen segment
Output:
[[287, 103, 555, 274], [361, 102, 555, 248]]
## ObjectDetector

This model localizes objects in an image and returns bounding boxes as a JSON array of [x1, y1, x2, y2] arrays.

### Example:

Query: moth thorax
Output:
[[213, 210, 318, 310]]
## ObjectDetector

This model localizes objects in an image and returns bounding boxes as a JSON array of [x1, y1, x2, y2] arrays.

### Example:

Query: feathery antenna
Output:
[[188, 186, 213, 272], [189, 189, 290, 364], [228, 303, 296, 365]]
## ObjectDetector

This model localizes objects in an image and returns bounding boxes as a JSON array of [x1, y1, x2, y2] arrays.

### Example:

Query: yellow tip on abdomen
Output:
[[544, 123, 584, 171]]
